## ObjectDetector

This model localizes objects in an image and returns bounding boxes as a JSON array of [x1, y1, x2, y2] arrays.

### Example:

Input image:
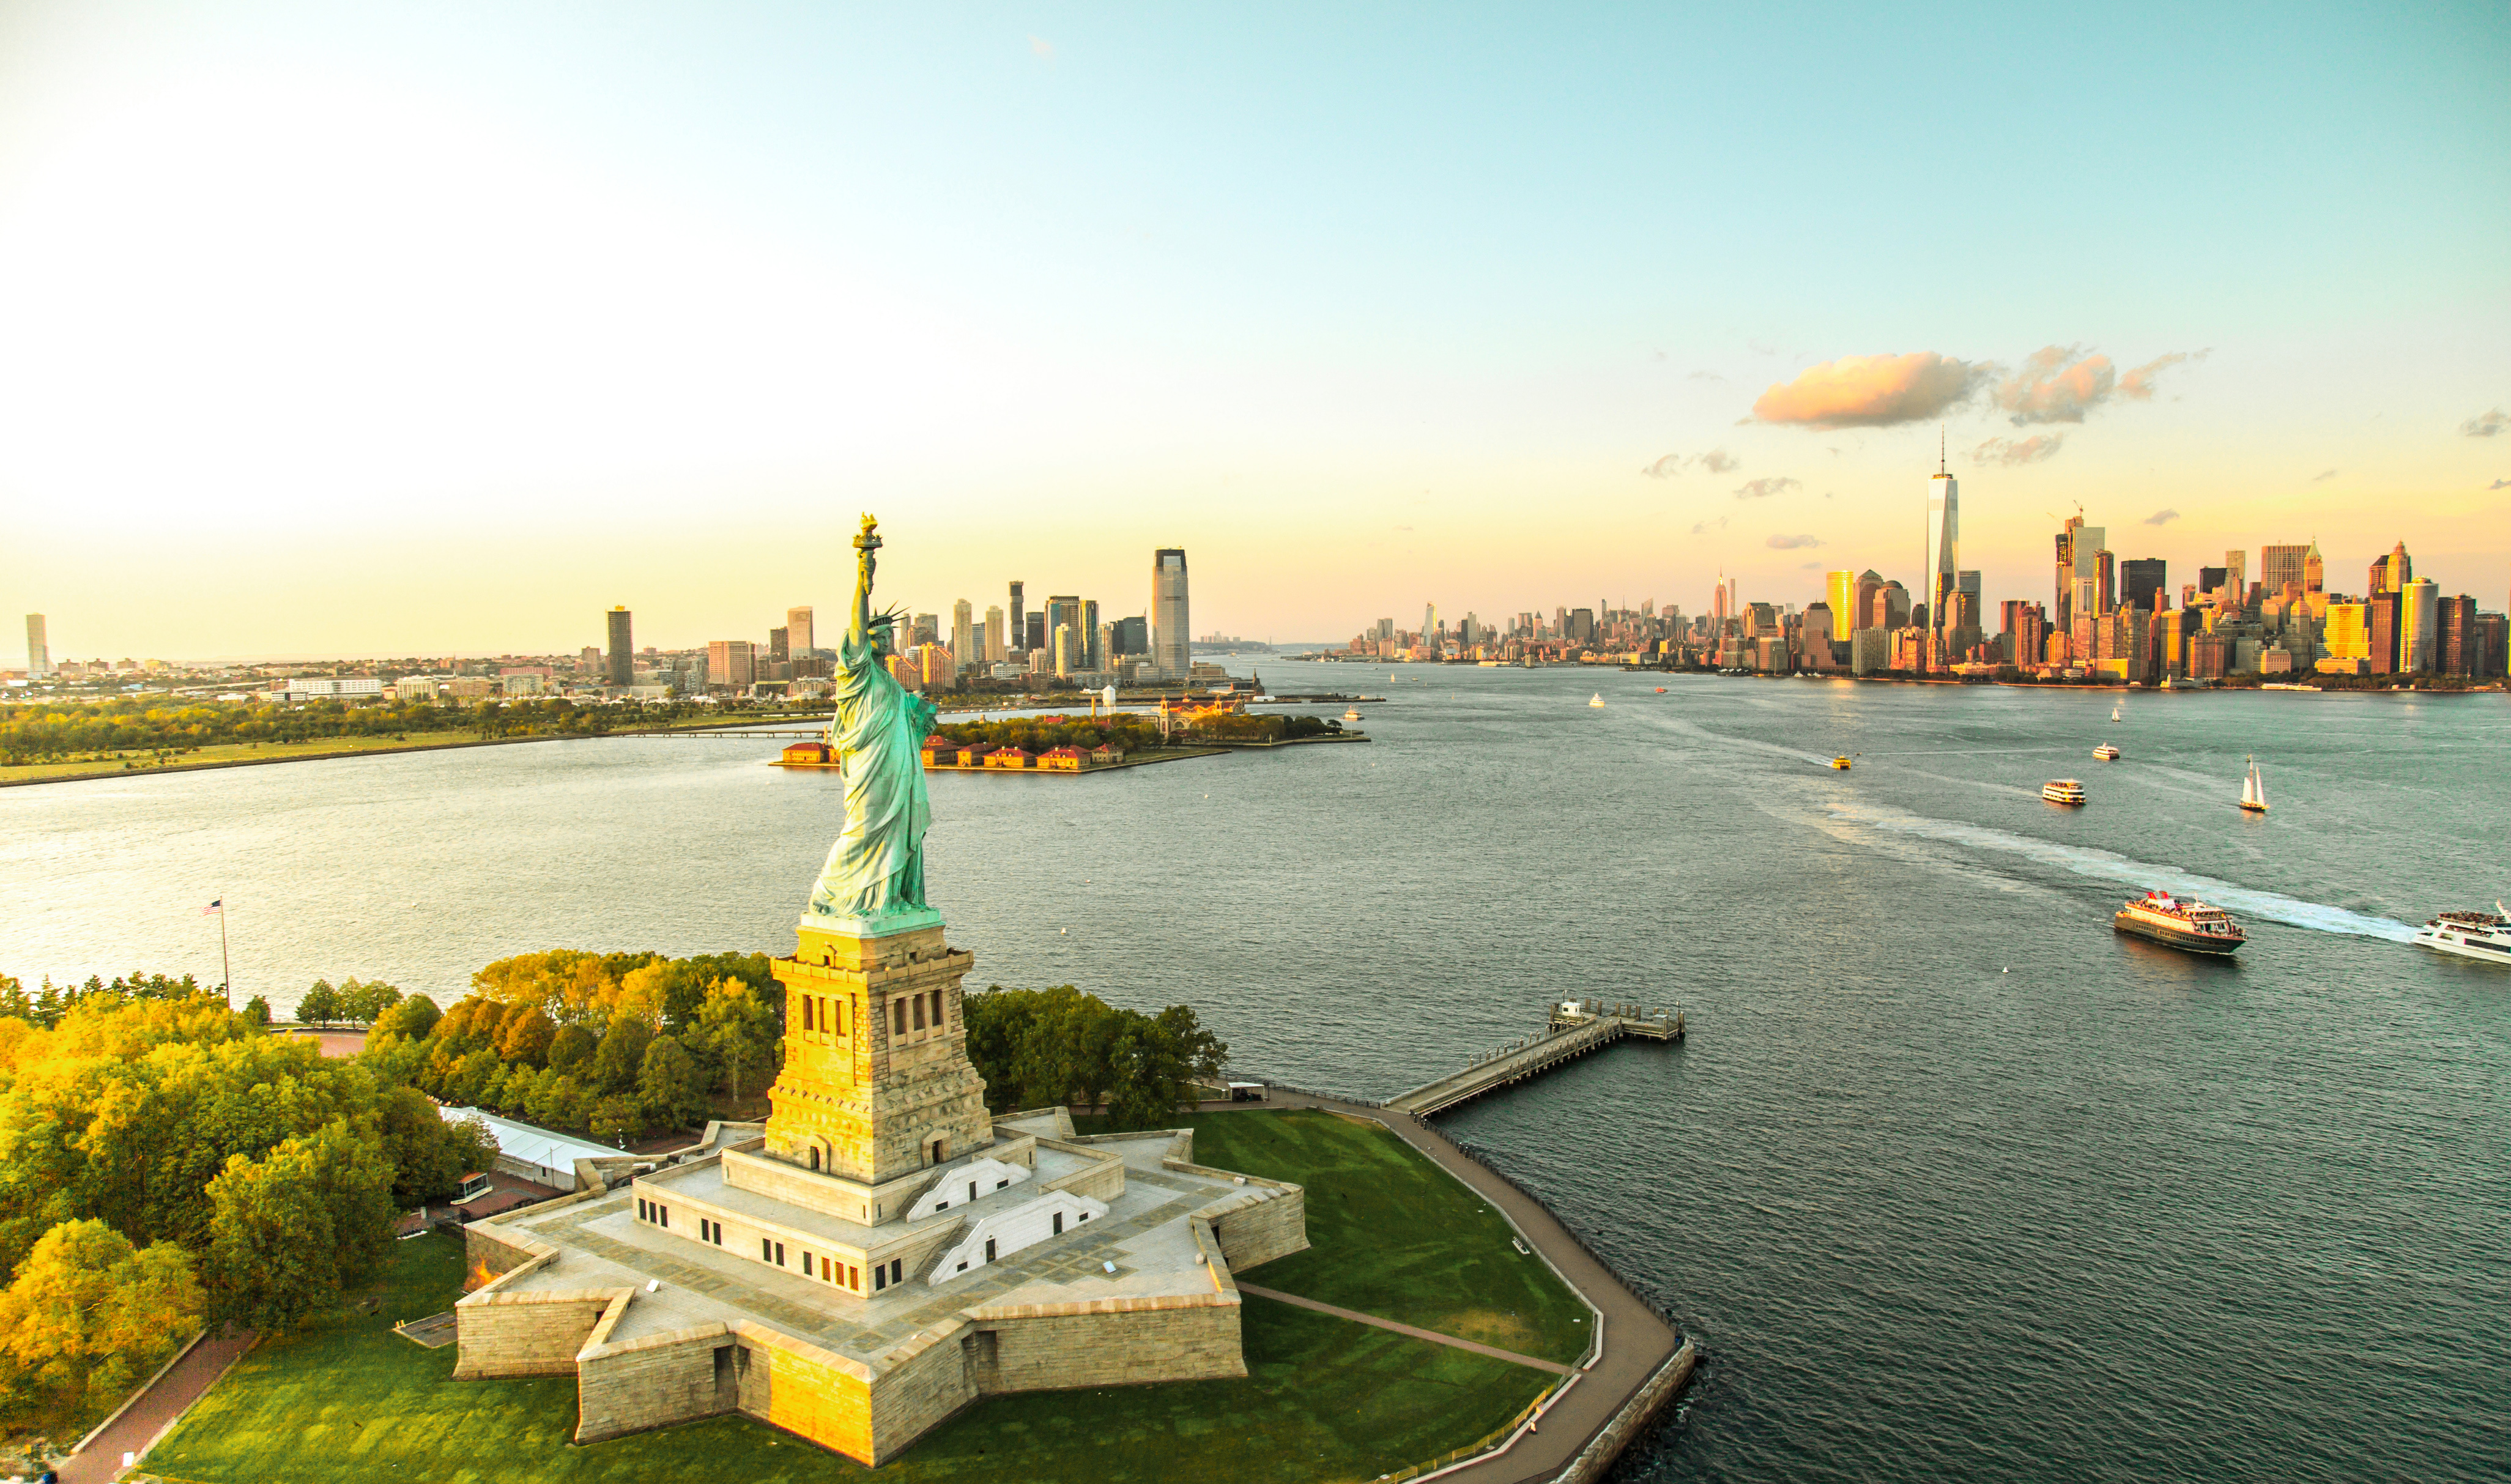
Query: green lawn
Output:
[[1070, 1108, 1592, 1366], [147, 1132, 1557, 1484]]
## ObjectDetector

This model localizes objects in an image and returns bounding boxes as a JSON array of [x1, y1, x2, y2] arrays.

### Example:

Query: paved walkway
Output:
[[1242, 1093, 1686, 1484], [1238, 1283, 1576, 1375], [59, 1329, 256, 1484]]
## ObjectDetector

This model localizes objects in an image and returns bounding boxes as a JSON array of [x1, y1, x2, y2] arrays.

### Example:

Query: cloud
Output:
[[1971, 434, 2066, 466], [1029, 34, 1055, 61], [1766, 533, 1823, 549], [2143, 508, 2179, 526], [1734, 476, 1801, 500], [1997, 345, 2204, 425], [1685, 369, 1727, 384], [1688, 516, 1731, 536], [1751, 353, 1988, 427], [2309, 468, 2338, 483], [1639, 447, 1740, 478], [2490, 478, 2510, 490], [2118, 349, 2206, 401], [2463, 407, 2509, 437]]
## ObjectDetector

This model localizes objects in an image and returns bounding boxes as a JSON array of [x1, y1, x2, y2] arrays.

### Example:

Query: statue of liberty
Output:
[[803, 514, 944, 934]]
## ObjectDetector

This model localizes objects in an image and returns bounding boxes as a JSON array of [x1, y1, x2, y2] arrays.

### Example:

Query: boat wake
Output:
[[1853, 807, 2416, 941]]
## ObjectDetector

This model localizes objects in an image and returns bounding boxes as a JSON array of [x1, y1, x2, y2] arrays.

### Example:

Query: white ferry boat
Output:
[[2042, 779, 2086, 806], [2093, 744, 2122, 762], [1343, 708, 1363, 722], [1588, 693, 1605, 708], [2113, 889, 2247, 955], [2413, 905, 2511, 965]]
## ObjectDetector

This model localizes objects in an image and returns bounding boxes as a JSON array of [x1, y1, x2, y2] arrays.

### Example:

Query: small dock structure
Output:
[[1386, 999, 1683, 1116]]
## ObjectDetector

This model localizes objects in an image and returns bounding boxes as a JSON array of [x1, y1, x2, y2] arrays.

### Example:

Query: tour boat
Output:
[[2113, 889, 2247, 955], [1343, 708, 1362, 722], [2413, 905, 2511, 964], [2239, 755, 2268, 813], [1830, 756, 1852, 770], [2042, 779, 2086, 806], [1588, 693, 1605, 708], [2093, 743, 2122, 761]]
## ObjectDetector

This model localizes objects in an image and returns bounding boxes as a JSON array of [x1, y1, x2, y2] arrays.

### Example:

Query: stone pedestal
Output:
[[765, 922, 993, 1187]]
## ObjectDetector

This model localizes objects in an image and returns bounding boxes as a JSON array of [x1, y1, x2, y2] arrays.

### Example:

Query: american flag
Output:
[[201, 899, 222, 916]]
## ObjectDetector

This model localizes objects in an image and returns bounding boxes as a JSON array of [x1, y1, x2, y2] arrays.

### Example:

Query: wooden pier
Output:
[[1385, 1000, 1683, 1117]]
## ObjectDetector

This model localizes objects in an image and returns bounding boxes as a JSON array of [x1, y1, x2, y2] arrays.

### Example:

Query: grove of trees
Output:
[[0, 989, 497, 1431], [962, 985, 1227, 1130], [364, 949, 785, 1145]]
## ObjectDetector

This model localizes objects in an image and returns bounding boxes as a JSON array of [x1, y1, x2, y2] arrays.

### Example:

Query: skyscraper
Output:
[[1712, 574, 1730, 632], [1826, 571, 1856, 642], [2399, 579, 2439, 674], [2055, 514, 2085, 633], [1007, 582, 1026, 653], [2303, 539, 2324, 593], [2260, 545, 2309, 598], [1081, 599, 1102, 671], [606, 607, 634, 686], [23, 614, 49, 679], [2368, 541, 2411, 597], [2123, 558, 2168, 613], [2071, 527, 2107, 625], [984, 605, 1007, 663], [2224, 551, 2247, 601], [787, 606, 815, 657], [951, 600, 974, 678], [1925, 449, 1959, 659], [1151, 549, 1189, 680], [707, 639, 757, 690]]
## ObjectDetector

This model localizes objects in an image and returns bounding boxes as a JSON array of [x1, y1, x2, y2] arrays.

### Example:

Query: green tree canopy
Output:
[[204, 1119, 396, 1332]]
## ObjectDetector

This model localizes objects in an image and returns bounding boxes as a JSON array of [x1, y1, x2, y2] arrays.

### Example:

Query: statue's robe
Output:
[[806, 628, 938, 925]]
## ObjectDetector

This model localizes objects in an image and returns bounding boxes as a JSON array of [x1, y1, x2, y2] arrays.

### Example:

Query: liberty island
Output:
[[447, 517, 1309, 1463]]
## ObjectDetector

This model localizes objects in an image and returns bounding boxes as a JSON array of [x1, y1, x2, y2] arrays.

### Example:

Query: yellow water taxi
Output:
[[1830, 756, 1852, 770]]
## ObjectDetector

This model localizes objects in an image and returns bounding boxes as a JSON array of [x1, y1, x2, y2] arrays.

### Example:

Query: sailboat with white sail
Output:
[[2111, 700, 2123, 722], [2239, 755, 2268, 814]]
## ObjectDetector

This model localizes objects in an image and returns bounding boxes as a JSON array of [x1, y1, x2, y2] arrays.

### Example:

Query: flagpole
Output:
[[219, 907, 231, 1011]]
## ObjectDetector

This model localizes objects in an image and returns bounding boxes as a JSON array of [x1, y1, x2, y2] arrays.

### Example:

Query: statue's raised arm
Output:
[[806, 512, 942, 936]]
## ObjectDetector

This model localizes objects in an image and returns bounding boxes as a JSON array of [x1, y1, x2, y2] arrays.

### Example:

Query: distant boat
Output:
[[1830, 756, 1852, 770], [2094, 743, 2121, 761], [2239, 755, 2268, 813], [2043, 779, 2086, 806], [2111, 701, 2123, 722], [1588, 693, 1605, 708], [1654, 686, 1667, 693], [1343, 708, 1362, 722]]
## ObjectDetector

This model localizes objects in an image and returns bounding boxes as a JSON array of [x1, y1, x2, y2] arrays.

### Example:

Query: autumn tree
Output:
[[295, 978, 341, 1026], [0, 1219, 204, 1425]]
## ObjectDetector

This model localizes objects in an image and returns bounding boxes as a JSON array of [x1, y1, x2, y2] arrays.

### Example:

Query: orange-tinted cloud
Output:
[[2464, 407, 2508, 437], [1766, 533, 1822, 549], [1971, 434, 2066, 466], [1734, 476, 1801, 500], [1751, 353, 1988, 427], [1997, 345, 2204, 425]]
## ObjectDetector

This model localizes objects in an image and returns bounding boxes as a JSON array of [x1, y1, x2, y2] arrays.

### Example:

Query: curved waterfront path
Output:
[[1229, 1092, 1693, 1484]]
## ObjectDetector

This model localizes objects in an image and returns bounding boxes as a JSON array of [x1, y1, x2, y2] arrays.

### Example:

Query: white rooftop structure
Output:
[[439, 1105, 623, 1189]]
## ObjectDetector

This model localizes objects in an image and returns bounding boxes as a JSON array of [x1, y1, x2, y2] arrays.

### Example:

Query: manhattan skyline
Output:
[[1, 2, 2504, 656]]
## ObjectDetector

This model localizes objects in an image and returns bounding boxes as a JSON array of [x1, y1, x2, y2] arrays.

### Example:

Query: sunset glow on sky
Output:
[[2, 2, 2505, 657]]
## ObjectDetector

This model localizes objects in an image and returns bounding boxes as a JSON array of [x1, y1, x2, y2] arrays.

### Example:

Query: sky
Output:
[[1, 1, 2505, 659]]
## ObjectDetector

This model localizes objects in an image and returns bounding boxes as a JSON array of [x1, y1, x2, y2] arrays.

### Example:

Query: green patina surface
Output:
[[146, 1109, 1567, 1483]]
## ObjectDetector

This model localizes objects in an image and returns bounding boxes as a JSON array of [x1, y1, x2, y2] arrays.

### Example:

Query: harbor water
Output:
[[2, 667, 2503, 1482]]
